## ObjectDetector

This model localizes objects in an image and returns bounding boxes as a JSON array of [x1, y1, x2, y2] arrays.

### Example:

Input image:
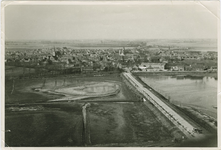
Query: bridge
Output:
[[122, 72, 200, 139]]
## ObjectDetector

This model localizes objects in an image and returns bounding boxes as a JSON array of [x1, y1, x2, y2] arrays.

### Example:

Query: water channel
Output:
[[139, 75, 217, 118]]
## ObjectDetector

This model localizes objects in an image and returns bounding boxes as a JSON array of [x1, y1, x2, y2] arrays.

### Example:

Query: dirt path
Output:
[[82, 103, 91, 145]]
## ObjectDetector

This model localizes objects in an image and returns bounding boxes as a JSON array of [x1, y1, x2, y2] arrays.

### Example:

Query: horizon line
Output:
[[5, 38, 217, 42]]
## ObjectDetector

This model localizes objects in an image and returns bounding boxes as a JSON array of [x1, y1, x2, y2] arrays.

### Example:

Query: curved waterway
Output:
[[139, 75, 217, 118]]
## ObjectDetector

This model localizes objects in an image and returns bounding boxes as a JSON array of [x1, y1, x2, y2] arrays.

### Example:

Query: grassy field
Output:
[[5, 79, 62, 104], [5, 103, 83, 147], [88, 102, 174, 146], [4, 73, 184, 147], [5, 73, 127, 104], [5, 66, 36, 77]]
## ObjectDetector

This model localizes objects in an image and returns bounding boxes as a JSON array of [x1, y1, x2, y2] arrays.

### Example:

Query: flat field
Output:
[[5, 73, 179, 147], [88, 102, 174, 146], [5, 103, 83, 147]]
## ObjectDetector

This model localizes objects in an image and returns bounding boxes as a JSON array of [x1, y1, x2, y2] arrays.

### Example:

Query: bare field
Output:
[[5, 73, 183, 147], [88, 102, 174, 146], [5, 74, 133, 104]]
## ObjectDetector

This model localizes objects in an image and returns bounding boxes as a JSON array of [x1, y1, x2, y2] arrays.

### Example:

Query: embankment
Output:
[[133, 71, 217, 80], [132, 73, 217, 136], [121, 73, 186, 140]]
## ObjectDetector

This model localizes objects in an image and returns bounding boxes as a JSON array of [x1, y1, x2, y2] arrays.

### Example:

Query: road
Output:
[[123, 72, 199, 139], [82, 103, 91, 145]]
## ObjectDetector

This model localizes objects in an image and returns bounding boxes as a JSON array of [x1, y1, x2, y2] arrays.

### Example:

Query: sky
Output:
[[4, 1, 219, 40]]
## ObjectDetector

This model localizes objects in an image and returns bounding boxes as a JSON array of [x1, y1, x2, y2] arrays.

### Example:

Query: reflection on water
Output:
[[139, 75, 217, 118]]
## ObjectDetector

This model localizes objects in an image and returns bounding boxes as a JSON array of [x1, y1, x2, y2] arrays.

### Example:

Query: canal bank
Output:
[[136, 73, 217, 118], [123, 72, 217, 141], [132, 73, 217, 136], [123, 73, 198, 138], [133, 71, 217, 80]]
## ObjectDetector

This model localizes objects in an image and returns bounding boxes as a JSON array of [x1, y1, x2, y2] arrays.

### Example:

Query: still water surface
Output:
[[139, 75, 217, 118]]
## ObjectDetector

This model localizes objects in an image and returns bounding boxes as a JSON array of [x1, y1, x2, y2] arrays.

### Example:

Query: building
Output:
[[165, 63, 185, 71], [138, 63, 165, 71]]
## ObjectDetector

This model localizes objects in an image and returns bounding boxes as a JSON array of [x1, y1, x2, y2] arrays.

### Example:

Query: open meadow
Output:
[[5, 72, 182, 147]]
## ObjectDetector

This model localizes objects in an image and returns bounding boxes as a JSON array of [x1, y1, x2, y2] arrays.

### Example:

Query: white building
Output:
[[138, 63, 166, 71]]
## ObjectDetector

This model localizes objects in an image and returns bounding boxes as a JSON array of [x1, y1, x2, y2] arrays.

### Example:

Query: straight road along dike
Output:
[[122, 72, 202, 139]]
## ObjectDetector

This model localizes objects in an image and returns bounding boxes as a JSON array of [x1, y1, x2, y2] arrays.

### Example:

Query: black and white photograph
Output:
[[1, 1, 219, 148]]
